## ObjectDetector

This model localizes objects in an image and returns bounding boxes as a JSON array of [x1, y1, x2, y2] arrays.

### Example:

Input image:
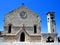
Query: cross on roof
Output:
[[22, 3, 25, 6]]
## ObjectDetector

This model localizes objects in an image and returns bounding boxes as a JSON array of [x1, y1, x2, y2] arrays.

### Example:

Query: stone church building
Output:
[[2, 4, 58, 42]]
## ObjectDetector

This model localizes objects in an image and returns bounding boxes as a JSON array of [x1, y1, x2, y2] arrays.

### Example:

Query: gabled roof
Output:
[[5, 5, 39, 17], [3, 28, 41, 37]]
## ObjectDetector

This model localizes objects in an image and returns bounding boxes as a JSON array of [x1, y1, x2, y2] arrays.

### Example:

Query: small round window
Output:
[[20, 11, 27, 19]]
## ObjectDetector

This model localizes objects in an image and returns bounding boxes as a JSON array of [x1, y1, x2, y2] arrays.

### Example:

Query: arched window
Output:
[[58, 37, 60, 42], [20, 32, 25, 42], [8, 24, 12, 33], [46, 36, 54, 42], [34, 25, 37, 33]]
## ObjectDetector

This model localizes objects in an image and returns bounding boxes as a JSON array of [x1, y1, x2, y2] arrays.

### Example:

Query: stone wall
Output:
[[3, 36, 17, 42], [41, 33, 58, 42]]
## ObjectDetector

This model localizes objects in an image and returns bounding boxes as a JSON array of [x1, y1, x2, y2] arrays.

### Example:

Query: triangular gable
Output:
[[5, 5, 39, 17]]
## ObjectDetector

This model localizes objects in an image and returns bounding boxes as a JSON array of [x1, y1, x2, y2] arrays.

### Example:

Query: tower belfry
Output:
[[47, 12, 56, 33]]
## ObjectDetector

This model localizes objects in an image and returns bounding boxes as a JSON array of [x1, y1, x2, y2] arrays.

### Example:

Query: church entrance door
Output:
[[20, 32, 25, 42]]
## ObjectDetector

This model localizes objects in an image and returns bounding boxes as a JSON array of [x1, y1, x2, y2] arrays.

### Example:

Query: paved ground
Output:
[[0, 42, 60, 45]]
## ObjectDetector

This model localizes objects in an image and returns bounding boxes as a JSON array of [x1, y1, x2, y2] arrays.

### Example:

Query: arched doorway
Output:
[[46, 36, 54, 42], [58, 37, 60, 42], [20, 32, 25, 42]]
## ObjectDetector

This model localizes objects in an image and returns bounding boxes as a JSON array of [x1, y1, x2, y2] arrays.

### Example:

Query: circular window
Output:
[[20, 11, 27, 19]]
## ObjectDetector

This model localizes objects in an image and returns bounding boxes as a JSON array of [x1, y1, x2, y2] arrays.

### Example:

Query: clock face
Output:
[[20, 11, 27, 19]]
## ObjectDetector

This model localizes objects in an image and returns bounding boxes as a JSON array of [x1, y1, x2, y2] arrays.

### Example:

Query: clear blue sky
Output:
[[0, 0, 60, 36]]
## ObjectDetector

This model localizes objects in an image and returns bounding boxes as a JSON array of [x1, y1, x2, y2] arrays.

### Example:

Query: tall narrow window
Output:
[[34, 25, 37, 33], [8, 24, 11, 33]]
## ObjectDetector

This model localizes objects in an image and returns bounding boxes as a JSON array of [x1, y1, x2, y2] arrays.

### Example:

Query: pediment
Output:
[[4, 5, 40, 26], [5, 5, 39, 17]]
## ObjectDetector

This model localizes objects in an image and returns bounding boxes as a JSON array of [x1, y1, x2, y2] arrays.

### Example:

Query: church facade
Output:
[[2, 5, 58, 42]]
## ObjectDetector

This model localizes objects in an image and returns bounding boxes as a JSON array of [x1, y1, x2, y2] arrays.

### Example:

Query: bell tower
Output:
[[47, 12, 56, 33]]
